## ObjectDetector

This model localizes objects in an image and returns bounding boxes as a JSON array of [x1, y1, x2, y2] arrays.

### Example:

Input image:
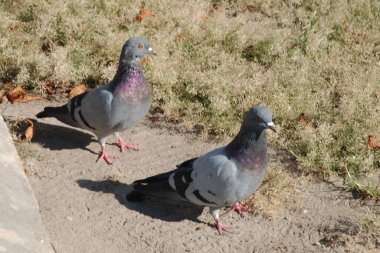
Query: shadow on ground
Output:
[[33, 121, 96, 152], [76, 179, 205, 223]]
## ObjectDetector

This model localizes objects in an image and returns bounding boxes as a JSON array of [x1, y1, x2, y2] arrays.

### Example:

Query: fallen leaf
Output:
[[136, 9, 156, 22], [367, 135, 380, 150], [247, 4, 259, 12], [175, 31, 185, 43], [0, 82, 13, 103], [45, 83, 54, 95], [68, 85, 88, 99], [299, 113, 308, 127], [5, 86, 43, 104], [24, 119, 35, 142]]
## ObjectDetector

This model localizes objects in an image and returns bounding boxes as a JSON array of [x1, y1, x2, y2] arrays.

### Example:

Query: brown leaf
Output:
[[68, 85, 88, 99], [24, 119, 35, 142], [45, 83, 54, 95], [175, 31, 185, 43], [5, 86, 27, 103], [6, 86, 43, 104], [299, 113, 308, 127], [0, 82, 13, 103], [247, 4, 259, 12], [367, 135, 380, 150], [136, 9, 156, 22]]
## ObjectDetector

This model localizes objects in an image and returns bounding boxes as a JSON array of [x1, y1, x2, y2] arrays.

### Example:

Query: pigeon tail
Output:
[[127, 159, 197, 203], [36, 104, 80, 128]]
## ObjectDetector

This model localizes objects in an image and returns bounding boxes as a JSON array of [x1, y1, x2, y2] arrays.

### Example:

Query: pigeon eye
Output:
[[137, 43, 144, 49], [255, 115, 262, 121]]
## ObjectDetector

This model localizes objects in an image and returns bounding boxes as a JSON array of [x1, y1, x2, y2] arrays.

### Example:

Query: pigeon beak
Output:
[[148, 47, 157, 55], [267, 122, 276, 132]]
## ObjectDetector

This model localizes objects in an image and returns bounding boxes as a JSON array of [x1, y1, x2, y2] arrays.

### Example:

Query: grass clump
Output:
[[242, 39, 276, 66], [0, 0, 379, 195]]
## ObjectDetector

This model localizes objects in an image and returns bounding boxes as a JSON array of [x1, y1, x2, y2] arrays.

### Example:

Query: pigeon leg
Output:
[[210, 208, 232, 235], [96, 138, 115, 164], [113, 132, 138, 152], [215, 219, 232, 235], [96, 146, 116, 165], [232, 202, 249, 217]]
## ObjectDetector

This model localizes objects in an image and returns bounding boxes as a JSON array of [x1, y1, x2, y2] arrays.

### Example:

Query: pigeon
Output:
[[36, 37, 155, 164], [127, 106, 276, 234]]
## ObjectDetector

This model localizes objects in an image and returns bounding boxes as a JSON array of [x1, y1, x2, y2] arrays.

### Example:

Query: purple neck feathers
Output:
[[113, 59, 150, 101], [226, 127, 268, 171]]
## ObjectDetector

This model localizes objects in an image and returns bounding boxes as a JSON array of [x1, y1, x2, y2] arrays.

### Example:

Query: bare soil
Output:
[[1, 100, 379, 253]]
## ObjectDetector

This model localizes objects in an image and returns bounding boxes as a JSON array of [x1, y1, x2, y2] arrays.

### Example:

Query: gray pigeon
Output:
[[36, 37, 155, 164], [127, 106, 276, 234]]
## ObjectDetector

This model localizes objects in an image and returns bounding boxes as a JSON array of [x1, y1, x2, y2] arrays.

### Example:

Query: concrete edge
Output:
[[0, 115, 54, 253]]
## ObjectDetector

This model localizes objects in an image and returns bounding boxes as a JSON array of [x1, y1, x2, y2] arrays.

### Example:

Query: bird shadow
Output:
[[76, 179, 205, 223], [32, 121, 97, 154]]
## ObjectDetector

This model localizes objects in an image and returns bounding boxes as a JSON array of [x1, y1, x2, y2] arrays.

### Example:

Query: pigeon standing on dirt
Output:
[[127, 106, 276, 234], [36, 37, 155, 164]]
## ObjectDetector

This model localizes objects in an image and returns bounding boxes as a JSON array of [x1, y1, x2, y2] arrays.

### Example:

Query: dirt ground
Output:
[[1, 100, 379, 253]]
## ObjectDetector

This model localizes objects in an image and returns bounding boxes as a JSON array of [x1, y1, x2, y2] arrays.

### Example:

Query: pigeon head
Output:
[[120, 37, 155, 64], [243, 106, 276, 133]]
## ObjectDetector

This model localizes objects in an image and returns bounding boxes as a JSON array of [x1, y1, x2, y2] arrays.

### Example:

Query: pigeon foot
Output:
[[96, 147, 116, 165], [215, 219, 232, 235], [113, 139, 138, 152], [233, 203, 249, 217]]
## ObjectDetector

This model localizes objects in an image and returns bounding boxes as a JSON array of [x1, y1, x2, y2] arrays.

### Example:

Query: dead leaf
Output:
[[247, 4, 259, 12], [68, 85, 88, 99], [136, 9, 156, 22], [175, 31, 185, 43], [5, 86, 43, 104], [299, 113, 308, 127], [24, 119, 35, 142], [367, 135, 380, 150], [0, 82, 13, 103], [45, 83, 54, 95]]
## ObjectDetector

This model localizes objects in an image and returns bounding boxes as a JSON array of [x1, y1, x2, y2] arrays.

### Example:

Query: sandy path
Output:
[[1, 101, 379, 253]]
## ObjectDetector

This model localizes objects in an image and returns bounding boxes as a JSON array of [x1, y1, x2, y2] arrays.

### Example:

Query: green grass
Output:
[[1, 0, 379, 195]]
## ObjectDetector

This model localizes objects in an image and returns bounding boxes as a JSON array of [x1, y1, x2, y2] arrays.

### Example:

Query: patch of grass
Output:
[[0, 0, 379, 198], [242, 39, 276, 66]]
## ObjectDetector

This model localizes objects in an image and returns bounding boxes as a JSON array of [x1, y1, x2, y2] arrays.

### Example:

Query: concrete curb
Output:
[[0, 115, 54, 253]]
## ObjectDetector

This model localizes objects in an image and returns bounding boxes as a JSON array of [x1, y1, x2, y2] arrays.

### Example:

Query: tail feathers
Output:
[[36, 106, 67, 118], [130, 175, 186, 203]]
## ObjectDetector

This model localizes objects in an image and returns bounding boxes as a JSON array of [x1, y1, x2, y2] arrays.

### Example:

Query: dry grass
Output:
[[1, 0, 379, 194]]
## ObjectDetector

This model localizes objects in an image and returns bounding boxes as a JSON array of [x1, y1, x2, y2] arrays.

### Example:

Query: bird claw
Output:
[[215, 219, 232, 235], [233, 203, 249, 217], [96, 151, 116, 165], [113, 139, 138, 152]]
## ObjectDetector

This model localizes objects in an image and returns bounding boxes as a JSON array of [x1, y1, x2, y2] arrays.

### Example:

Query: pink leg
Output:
[[96, 146, 116, 165], [113, 138, 138, 152], [232, 203, 249, 217], [215, 219, 232, 235]]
